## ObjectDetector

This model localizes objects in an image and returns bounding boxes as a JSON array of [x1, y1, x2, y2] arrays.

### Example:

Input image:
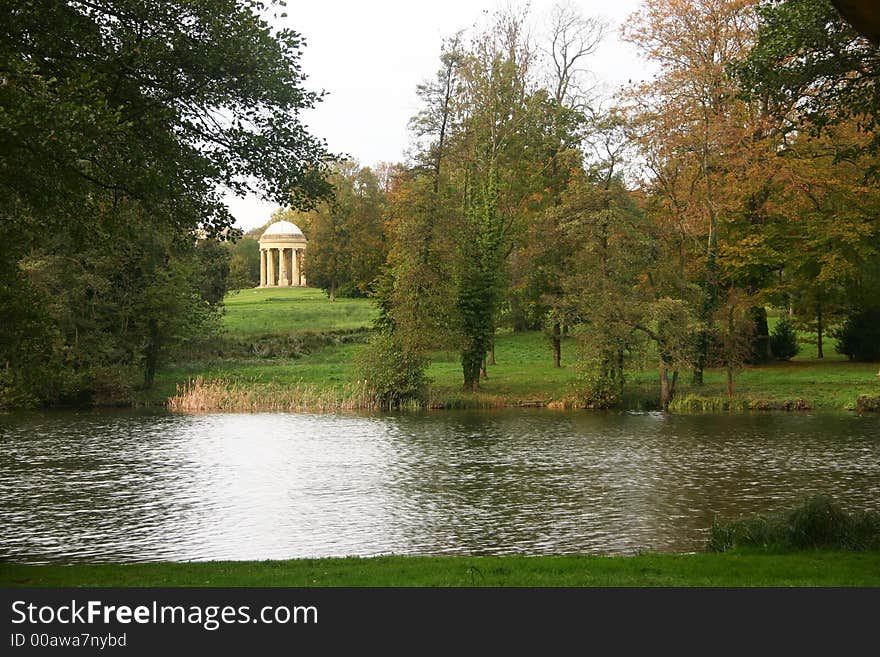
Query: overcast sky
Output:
[[225, 0, 650, 231]]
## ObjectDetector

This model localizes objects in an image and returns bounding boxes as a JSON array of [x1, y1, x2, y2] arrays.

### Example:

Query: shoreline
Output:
[[3, 388, 876, 416], [161, 375, 878, 415]]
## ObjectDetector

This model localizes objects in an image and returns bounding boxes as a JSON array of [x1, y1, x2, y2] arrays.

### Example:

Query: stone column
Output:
[[267, 247, 276, 286], [279, 247, 289, 287], [299, 250, 306, 287], [260, 249, 267, 287], [292, 248, 301, 287]]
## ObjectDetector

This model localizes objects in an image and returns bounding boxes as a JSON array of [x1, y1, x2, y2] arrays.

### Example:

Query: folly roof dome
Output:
[[260, 220, 305, 241]]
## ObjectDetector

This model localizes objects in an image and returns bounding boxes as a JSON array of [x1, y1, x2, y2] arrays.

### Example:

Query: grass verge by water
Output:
[[162, 330, 880, 412], [3, 552, 879, 587], [155, 288, 880, 413]]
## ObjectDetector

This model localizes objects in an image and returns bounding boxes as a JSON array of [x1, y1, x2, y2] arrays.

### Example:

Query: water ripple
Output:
[[1, 409, 878, 563]]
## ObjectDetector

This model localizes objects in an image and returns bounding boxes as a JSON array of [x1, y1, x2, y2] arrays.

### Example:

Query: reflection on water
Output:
[[0, 409, 878, 563]]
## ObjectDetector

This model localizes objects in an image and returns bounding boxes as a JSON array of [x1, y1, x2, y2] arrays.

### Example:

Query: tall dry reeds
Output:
[[167, 377, 544, 413], [166, 377, 381, 413]]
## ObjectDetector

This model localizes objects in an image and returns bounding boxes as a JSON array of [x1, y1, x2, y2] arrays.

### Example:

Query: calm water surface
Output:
[[1, 409, 878, 563]]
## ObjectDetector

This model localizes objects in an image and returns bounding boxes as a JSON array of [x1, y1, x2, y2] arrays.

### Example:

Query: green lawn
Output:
[[3, 552, 878, 587], [153, 288, 879, 411], [222, 287, 377, 334]]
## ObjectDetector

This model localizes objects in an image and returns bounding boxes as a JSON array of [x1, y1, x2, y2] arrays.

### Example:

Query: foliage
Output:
[[735, 0, 880, 161], [622, 0, 767, 386], [834, 307, 880, 361], [707, 495, 880, 552], [228, 238, 261, 290], [1, 0, 331, 237], [572, 331, 628, 409], [355, 332, 429, 410], [195, 238, 232, 306], [0, 1, 332, 408], [304, 161, 389, 301], [389, 6, 605, 389], [855, 395, 880, 414], [2, 206, 224, 406], [770, 316, 801, 361]]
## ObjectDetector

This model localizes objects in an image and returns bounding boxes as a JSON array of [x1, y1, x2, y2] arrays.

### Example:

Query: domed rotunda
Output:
[[259, 220, 308, 287]]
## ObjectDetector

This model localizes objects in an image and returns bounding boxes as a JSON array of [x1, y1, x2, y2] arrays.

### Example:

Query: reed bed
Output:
[[168, 377, 560, 413], [167, 377, 383, 413], [668, 394, 812, 413]]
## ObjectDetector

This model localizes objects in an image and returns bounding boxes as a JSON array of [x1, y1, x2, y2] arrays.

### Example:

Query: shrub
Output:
[[834, 307, 880, 361], [856, 395, 880, 414], [355, 332, 429, 410], [707, 494, 880, 553], [769, 316, 800, 361], [746, 306, 772, 364], [573, 363, 623, 409]]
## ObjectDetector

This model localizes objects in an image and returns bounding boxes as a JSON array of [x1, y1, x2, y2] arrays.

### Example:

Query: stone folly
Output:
[[258, 220, 307, 287]]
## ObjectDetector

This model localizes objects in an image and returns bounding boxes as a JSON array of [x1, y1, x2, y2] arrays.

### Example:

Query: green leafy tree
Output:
[[0, 0, 331, 407], [304, 162, 388, 301], [770, 316, 801, 361], [735, 0, 880, 161], [835, 308, 880, 361], [228, 238, 261, 290]]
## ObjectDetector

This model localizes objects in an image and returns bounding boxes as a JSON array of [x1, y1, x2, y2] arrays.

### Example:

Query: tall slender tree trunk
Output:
[[816, 302, 824, 359], [727, 305, 736, 397], [694, 124, 719, 387], [489, 334, 496, 365], [552, 322, 561, 368], [329, 279, 336, 302], [660, 359, 672, 410], [692, 363, 704, 386]]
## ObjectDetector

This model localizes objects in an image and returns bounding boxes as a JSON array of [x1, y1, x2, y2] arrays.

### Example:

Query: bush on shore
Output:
[[707, 495, 880, 553], [355, 332, 429, 410]]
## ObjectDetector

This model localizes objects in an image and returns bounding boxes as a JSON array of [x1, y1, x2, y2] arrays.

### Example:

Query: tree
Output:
[[770, 316, 801, 360], [228, 237, 261, 290], [0, 1, 332, 407], [512, 4, 605, 367], [304, 161, 388, 301], [389, 8, 545, 389], [561, 168, 651, 406], [1, 1, 331, 236], [735, 0, 880, 161], [623, 0, 790, 382]]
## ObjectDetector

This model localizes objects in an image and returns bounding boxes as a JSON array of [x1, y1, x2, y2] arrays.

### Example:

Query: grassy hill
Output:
[[222, 287, 378, 334]]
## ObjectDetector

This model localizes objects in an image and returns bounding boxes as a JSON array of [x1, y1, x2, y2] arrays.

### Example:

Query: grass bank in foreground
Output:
[[3, 552, 879, 587]]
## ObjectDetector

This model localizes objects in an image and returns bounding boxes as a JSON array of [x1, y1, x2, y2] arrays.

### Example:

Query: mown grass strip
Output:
[[3, 552, 879, 587]]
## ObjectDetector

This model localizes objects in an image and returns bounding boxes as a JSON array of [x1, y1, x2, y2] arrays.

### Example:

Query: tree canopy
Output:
[[0, 0, 332, 406]]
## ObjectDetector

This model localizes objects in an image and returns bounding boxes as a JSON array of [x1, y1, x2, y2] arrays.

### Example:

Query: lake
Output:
[[1, 409, 878, 563]]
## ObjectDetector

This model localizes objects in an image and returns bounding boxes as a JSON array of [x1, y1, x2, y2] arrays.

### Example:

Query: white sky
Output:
[[225, 0, 651, 231]]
